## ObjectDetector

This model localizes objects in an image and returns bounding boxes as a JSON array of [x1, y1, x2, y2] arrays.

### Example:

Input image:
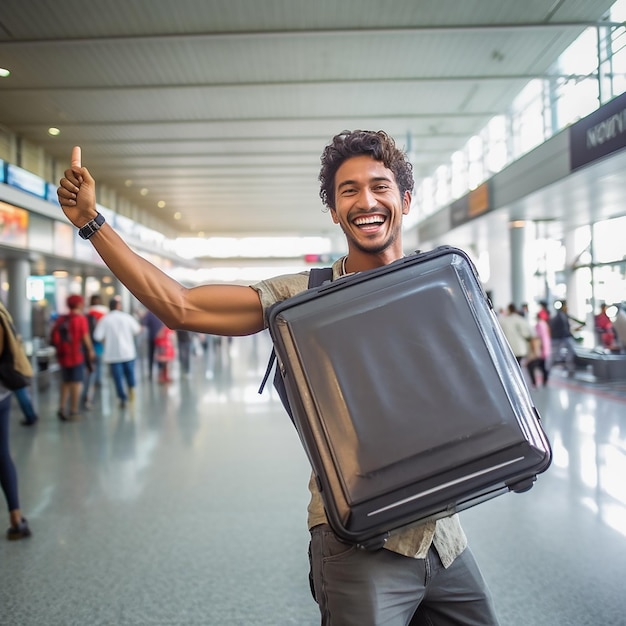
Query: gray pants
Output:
[[309, 525, 499, 626], [551, 337, 577, 373]]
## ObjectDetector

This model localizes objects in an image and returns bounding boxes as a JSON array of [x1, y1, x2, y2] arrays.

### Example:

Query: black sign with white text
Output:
[[570, 91, 626, 171]]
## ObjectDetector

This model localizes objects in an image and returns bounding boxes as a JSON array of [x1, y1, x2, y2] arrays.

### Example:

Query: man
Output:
[[93, 296, 141, 408], [140, 308, 165, 380], [58, 131, 499, 625], [594, 303, 615, 349], [175, 329, 193, 377], [50, 294, 95, 421], [499, 303, 533, 365], [549, 300, 580, 376]]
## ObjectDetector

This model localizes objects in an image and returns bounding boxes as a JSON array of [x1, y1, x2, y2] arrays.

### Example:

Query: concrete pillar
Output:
[[564, 229, 584, 323], [7, 257, 32, 341], [509, 220, 529, 309]]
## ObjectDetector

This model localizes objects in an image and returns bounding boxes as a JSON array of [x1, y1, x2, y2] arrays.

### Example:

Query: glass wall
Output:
[[414, 0, 626, 348], [591, 215, 626, 310], [415, 0, 626, 220], [416, 10, 626, 212]]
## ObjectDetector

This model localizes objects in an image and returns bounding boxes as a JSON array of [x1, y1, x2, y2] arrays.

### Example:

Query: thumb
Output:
[[70, 145, 95, 184], [71, 146, 82, 169]]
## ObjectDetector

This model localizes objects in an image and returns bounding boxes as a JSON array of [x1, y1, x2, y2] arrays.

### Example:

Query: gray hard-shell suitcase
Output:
[[267, 246, 552, 548]]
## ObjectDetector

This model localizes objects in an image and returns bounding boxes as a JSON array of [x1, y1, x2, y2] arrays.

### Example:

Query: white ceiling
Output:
[[0, 0, 620, 241]]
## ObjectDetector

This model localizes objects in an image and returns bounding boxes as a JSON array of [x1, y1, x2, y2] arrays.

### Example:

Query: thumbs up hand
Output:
[[57, 146, 98, 227]]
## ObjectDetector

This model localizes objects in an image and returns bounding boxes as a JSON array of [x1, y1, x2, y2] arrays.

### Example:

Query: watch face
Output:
[[79, 214, 104, 239]]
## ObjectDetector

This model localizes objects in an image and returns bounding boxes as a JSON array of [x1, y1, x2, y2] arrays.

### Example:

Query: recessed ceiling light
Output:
[[0, 68, 10, 78], [140, 188, 149, 196], [48, 127, 61, 136], [157, 200, 166, 208], [173, 212, 182, 220], [124, 179, 133, 187]]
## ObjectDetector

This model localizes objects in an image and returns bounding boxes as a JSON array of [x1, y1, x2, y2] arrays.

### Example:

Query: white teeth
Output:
[[354, 215, 384, 225]]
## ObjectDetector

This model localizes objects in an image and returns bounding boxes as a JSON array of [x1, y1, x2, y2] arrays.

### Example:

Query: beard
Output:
[[340, 221, 401, 255]]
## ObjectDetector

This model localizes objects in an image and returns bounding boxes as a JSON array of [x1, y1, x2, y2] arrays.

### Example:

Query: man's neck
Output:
[[344, 247, 404, 274]]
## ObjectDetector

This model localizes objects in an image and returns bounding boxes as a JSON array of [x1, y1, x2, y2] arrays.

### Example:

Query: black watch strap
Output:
[[78, 213, 105, 240]]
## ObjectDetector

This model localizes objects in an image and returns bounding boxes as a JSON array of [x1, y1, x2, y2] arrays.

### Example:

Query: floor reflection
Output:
[[534, 376, 626, 536]]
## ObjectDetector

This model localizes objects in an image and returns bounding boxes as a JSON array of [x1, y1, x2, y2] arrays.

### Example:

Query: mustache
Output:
[[348, 208, 388, 220]]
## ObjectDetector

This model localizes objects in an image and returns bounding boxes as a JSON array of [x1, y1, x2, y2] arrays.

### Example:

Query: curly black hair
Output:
[[319, 130, 414, 209]]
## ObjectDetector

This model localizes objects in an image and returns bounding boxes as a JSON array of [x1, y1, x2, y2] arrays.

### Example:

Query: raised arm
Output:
[[57, 147, 264, 336]]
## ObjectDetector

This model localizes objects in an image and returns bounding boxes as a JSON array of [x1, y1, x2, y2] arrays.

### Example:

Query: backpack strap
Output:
[[258, 350, 277, 396], [258, 267, 333, 395], [307, 266, 334, 288]]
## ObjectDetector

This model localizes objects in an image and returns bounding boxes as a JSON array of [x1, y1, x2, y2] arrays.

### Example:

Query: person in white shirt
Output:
[[93, 296, 141, 407], [499, 303, 533, 365]]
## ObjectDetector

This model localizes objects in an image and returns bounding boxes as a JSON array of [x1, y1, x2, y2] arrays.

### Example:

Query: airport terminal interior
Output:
[[1, 334, 625, 625], [1, 1, 626, 625]]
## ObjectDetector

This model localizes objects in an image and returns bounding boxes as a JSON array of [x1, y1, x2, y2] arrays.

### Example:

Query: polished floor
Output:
[[1, 332, 626, 626]]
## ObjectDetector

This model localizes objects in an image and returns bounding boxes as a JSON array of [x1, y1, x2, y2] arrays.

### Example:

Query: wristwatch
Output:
[[78, 213, 105, 240]]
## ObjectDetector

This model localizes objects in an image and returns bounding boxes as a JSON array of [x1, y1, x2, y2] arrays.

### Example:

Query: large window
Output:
[[593, 216, 626, 265], [484, 115, 508, 176], [605, 1, 626, 97], [592, 216, 626, 306], [450, 151, 467, 198], [415, 0, 626, 218], [467, 135, 485, 190], [556, 28, 602, 126], [511, 80, 546, 159]]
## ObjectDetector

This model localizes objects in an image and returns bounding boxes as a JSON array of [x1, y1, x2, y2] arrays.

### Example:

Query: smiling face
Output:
[[330, 155, 411, 264]]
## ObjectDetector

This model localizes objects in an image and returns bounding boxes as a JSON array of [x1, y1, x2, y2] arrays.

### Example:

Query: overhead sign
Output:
[[570, 90, 626, 171], [0, 200, 28, 246], [450, 182, 491, 229], [5, 164, 46, 198]]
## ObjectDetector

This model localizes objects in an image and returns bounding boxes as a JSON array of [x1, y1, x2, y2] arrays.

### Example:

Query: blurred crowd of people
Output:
[[1, 292, 219, 542], [3, 286, 624, 545], [498, 298, 626, 387]]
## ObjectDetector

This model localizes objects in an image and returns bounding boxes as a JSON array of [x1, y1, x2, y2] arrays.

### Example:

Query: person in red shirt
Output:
[[594, 303, 616, 349], [154, 325, 175, 384], [50, 295, 95, 421]]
